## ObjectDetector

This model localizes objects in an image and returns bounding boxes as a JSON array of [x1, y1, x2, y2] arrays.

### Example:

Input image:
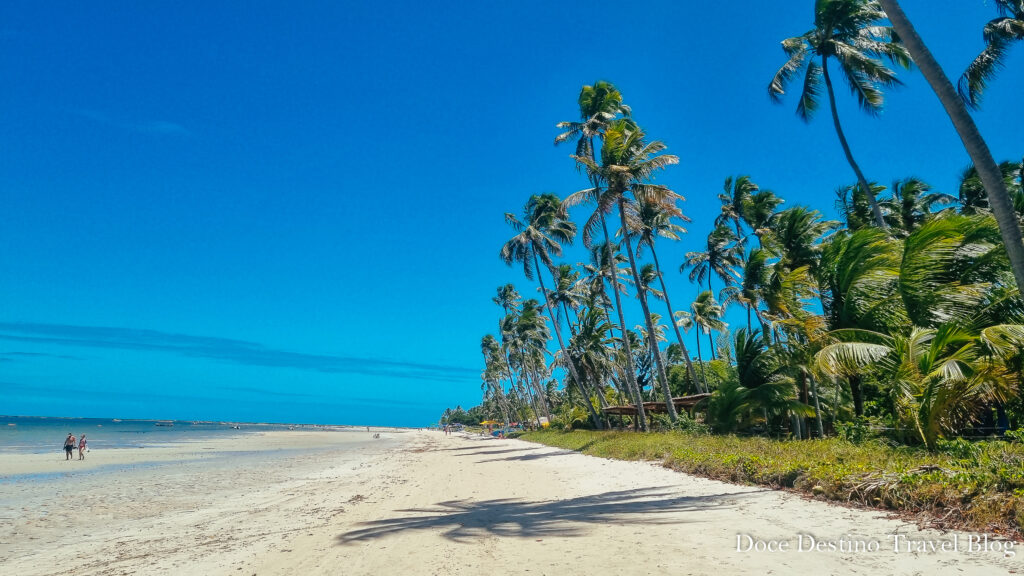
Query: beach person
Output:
[[64, 434, 75, 460], [78, 434, 87, 460]]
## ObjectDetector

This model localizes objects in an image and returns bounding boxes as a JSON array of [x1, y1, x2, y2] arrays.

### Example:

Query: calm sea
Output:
[[0, 415, 305, 454]]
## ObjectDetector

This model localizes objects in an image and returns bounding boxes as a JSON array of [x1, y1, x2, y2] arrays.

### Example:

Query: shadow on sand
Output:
[[336, 487, 754, 544]]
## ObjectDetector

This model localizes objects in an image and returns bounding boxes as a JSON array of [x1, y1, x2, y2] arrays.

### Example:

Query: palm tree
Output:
[[559, 82, 650, 430], [878, 0, 1024, 292], [835, 182, 883, 231], [681, 225, 743, 293], [959, 0, 1024, 109], [500, 194, 599, 427], [742, 189, 784, 245], [716, 175, 759, 240], [958, 160, 1023, 216], [555, 80, 632, 161], [633, 196, 704, 393], [571, 119, 681, 422], [882, 177, 954, 235], [816, 323, 1024, 449], [690, 290, 727, 370], [721, 248, 772, 334], [480, 335, 512, 424], [766, 206, 838, 274], [769, 0, 910, 228]]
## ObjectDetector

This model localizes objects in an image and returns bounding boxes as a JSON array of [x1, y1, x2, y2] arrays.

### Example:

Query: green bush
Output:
[[520, 429, 1024, 538]]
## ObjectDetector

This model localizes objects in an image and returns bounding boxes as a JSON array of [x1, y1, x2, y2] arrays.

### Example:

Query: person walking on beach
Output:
[[64, 434, 76, 460], [78, 434, 87, 460]]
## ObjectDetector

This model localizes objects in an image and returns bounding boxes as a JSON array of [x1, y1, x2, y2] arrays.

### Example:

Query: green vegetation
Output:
[[443, 1, 1024, 530], [523, 429, 1024, 537]]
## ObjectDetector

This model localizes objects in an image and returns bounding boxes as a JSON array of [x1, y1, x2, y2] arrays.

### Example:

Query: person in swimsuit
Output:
[[64, 434, 75, 460], [78, 434, 87, 460]]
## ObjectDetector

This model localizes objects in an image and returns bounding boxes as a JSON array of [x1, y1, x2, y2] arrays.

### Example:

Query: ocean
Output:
[[0, 415, 308, 454]]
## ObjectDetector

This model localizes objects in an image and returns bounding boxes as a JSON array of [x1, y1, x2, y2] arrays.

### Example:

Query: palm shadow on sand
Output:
[[336, 487, 754, 544]]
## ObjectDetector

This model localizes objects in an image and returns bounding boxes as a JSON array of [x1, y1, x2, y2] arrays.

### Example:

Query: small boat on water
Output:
[[155, 421, 174, 427], [112, 419, 121, 422]]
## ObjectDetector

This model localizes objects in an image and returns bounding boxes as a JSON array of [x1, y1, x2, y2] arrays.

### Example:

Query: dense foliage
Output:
[[445, 1, 1024, 455]]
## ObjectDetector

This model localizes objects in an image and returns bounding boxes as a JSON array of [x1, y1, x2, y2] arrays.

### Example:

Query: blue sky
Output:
[[1, 1, 1021, 426]]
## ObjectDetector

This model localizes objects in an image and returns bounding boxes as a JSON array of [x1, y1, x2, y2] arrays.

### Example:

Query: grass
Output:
[[520, 429, 1024, 539]]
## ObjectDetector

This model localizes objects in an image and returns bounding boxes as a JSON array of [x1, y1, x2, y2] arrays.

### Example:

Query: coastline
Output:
[[1, 430, 1017, 575]]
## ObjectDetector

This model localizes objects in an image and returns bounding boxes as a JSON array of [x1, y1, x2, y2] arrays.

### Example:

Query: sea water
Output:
[[0, 415, 304, 454]]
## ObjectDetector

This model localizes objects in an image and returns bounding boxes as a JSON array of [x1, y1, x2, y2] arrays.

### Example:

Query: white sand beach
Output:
[[0, 429, 1017, 575]]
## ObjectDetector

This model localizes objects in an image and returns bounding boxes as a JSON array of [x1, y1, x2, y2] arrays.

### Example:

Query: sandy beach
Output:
[[0, 429, 1018, 575]]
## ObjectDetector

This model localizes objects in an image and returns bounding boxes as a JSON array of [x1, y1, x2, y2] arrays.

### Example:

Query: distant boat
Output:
[[7, 423, 15, 426], [155, 421, 174, 427], [112, 419, 122, 422], [231, 425, 240, 429]]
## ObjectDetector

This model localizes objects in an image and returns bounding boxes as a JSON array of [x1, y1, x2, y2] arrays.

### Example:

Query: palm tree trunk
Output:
[[821, 54, 887, 229], [618, 200, 678, 422], [532, 252, 602, 429], [879, 0, 1024, 292], [650, 246, 704, 393], [694, 327, 708, 390], [809, 372, 825, 438], [600, 215, 649, 431]]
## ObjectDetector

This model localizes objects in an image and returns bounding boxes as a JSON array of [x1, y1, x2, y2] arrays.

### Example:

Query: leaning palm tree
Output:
[[959, 0, 1024, 109], [500, 194, 597, 426], [716, 175, 759, 240], [690, 290, 727, 368], [741, 189, 784, 246], [632, 196, 704, 393], [559, 82, 650, 430], [769, 0, 910, 228], [571, 119, 681, 422], [681, 224, 743, 293], [882, 177, 954, 235], [878, 0, 1024, 292], [720, 248, 772, 334]]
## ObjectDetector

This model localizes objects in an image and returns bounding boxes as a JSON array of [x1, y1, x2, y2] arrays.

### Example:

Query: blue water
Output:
[[0, 415, 306, 454]]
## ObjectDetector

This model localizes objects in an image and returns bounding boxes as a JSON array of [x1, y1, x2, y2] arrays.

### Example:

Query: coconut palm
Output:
[[571, 119, 681, 421], [555, 80, 632, 161], [501, 194, 596, 426], [632, 196, 705, 393], [766, 206, 838, 275], [878, 0, 1024, 292], [681, 225, 743, 293], [958, 160, 1023, 216], [690, 290, 727, 368], [959, 0, 1024, 109], [716, 175, 759, 240], [559, 83, 651, 429], [742, 189, 785, 245], [835, 182, 885, 231], [882, 177, 954, 235], [769, 0, 910, 228], [816, 323, 1024, 449], [720, 248, 772, 334]]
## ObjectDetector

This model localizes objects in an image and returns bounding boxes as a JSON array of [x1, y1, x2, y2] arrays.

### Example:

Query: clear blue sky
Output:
[[1, 1, 1020, 426]]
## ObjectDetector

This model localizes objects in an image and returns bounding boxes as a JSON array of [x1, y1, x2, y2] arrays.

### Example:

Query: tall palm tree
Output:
[[690, 290, 727, 370], [720, 248, 772, 334], [878, 0, 1024, 293], [555, 80, 632, 160], [716, 175, 759, 240], [559, 81, 650, 430], [882, 177, 954, 235], [681, 224, 742, 293], [743, 189, 785, 245], [480, 335, 512, 424], [571, 119, 681, 422], [769, 0, 910, 228], [959, 0, 1024, 109], [633, 196, 704, 393], [500, 194, 598, 426]]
